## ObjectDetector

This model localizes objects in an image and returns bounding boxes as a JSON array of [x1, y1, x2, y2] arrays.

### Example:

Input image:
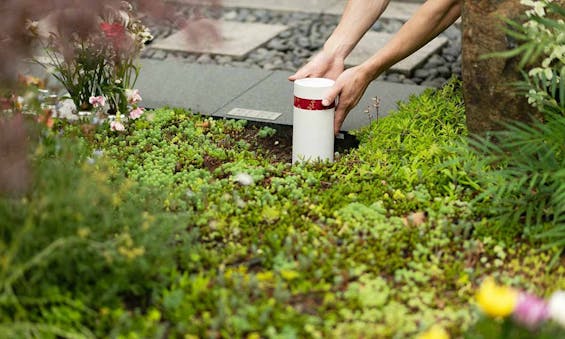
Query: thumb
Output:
[[322, 83, 341, 107], [288, 69, 309, 81], [288, 73, 299, 81]]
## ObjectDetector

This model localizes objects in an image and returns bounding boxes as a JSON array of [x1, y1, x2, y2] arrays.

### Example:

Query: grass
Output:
[[1, 80, 563, 338]]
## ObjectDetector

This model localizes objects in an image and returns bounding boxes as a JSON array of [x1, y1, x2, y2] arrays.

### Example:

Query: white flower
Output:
[[528, 67, 543, 77], [139, 28, 154, 44], [92, 149, 104, 158], [125, 89, 142, 104], [533, 1, 547, 16], [118, 10, 130, 27], [543, 67, 554, 80], [120, 1, 133, 11], [234, 173, 254, 186], [56, 98, 77, 120], [521, 0, 548, 16], [549, 45, 565, 64], [110, 120, 125, 132], [548, 291, 565, 328]]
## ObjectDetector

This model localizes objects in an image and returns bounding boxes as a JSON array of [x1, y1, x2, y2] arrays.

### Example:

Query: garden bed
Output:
[[1, 81, 564, 338]]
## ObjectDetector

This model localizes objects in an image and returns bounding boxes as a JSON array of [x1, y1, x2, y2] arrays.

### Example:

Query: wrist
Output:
[[322, 38, 352, 60], [359, 56, 386, 81]]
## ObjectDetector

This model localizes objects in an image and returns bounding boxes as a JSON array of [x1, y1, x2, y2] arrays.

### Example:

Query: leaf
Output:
[[519, 43, 535, 69], [280, 269, 299, 281], [531, 15, 565, 31], [481, 44, 529, 61], [547, 2, 565, 16], [261, 206, 281, 224]]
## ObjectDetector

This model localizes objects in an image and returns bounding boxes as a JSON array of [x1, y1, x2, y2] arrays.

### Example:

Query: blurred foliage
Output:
[[469, 0, 565, 249], [0, 126, 198, 338]]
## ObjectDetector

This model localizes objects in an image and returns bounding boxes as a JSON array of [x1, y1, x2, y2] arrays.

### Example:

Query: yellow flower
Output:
[[476, 277, 518, 317], [417, 325, 450, 339]]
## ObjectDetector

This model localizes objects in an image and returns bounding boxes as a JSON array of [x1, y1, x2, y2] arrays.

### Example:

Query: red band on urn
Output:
[[293, 96, 335, 110]]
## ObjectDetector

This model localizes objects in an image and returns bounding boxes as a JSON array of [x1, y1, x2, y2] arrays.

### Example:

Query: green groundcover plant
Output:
[[1, 79, 564, 338], [1, 2, 563, 336]]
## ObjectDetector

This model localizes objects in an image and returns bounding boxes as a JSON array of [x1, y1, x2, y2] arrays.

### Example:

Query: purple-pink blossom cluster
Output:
[[513, 290, 565, 329], [89, 88, 144, 132], [513, 292, 549, 329]]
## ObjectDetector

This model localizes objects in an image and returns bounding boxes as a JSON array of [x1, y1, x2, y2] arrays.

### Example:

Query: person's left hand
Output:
[[322, 65, 372, 135]]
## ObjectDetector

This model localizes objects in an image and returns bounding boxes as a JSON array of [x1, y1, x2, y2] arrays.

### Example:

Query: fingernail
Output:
[[322, 99, 329, 106]]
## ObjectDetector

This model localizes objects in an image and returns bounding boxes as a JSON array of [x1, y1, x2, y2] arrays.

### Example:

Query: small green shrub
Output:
[[469, 114, 565, 245], [470, 0, 565, 248], [327, 79, 475, 215], [0, 129, 198, 338], [256, 125, 277, 138]]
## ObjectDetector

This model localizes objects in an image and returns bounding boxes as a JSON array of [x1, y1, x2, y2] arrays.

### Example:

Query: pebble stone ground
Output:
[[141, 1, 462, 88]]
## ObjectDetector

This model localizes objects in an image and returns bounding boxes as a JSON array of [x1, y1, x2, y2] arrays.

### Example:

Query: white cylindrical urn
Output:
[[292, 78, 335, 164]]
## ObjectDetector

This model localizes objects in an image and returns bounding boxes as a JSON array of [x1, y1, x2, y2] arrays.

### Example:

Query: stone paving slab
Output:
[[214, 70, 429, 131], [151, 21, 288, 57], [327, 1, 421, 20], [346, 79, 428, 130], [215, 71, 294, 123], [345, 32, 448, 74], [171, 0, 342, 13], [136, 59, 272, 114], [24, 57, 430, 133]]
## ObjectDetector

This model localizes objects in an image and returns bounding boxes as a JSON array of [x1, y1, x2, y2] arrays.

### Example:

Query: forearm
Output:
[[324, 0, 391, 58], [361, 0, 462, 79]]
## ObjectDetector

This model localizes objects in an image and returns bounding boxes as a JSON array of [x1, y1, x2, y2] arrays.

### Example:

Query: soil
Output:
[[239, 122, 360, 164], [240, 123, 294, 163]]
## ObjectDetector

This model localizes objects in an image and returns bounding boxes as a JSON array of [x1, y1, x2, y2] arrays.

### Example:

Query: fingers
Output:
[[288, 69, 308, 81], [322, 83, 345, 134], [322, 83, 341, 107]]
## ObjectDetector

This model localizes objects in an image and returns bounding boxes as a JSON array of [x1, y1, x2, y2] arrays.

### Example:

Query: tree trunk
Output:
[[461, 0, 535, 134]]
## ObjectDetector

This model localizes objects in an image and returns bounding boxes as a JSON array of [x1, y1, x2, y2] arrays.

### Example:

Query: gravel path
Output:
[[141, 4, 462, 88]]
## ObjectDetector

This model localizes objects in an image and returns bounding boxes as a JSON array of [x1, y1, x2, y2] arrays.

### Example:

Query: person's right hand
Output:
[[288, 50, 345, 81]]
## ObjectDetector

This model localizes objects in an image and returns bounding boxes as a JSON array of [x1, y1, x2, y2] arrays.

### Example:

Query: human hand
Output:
[[322, 65, 372, 134], [288, 50, 345, 81]]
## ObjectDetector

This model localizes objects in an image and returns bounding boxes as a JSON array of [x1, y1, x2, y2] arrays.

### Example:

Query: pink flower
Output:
[[100, 22, 129, 51], [129, 107, 143, 120], [110, 121, 125, 132], [125, 89, 142, 104], [513, 292, 549, 329], [89, 95, 106, 108], [100, 22, 126, 40]]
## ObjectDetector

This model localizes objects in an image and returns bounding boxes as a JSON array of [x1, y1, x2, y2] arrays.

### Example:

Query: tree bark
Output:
[[461, 0, 535, 134]]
